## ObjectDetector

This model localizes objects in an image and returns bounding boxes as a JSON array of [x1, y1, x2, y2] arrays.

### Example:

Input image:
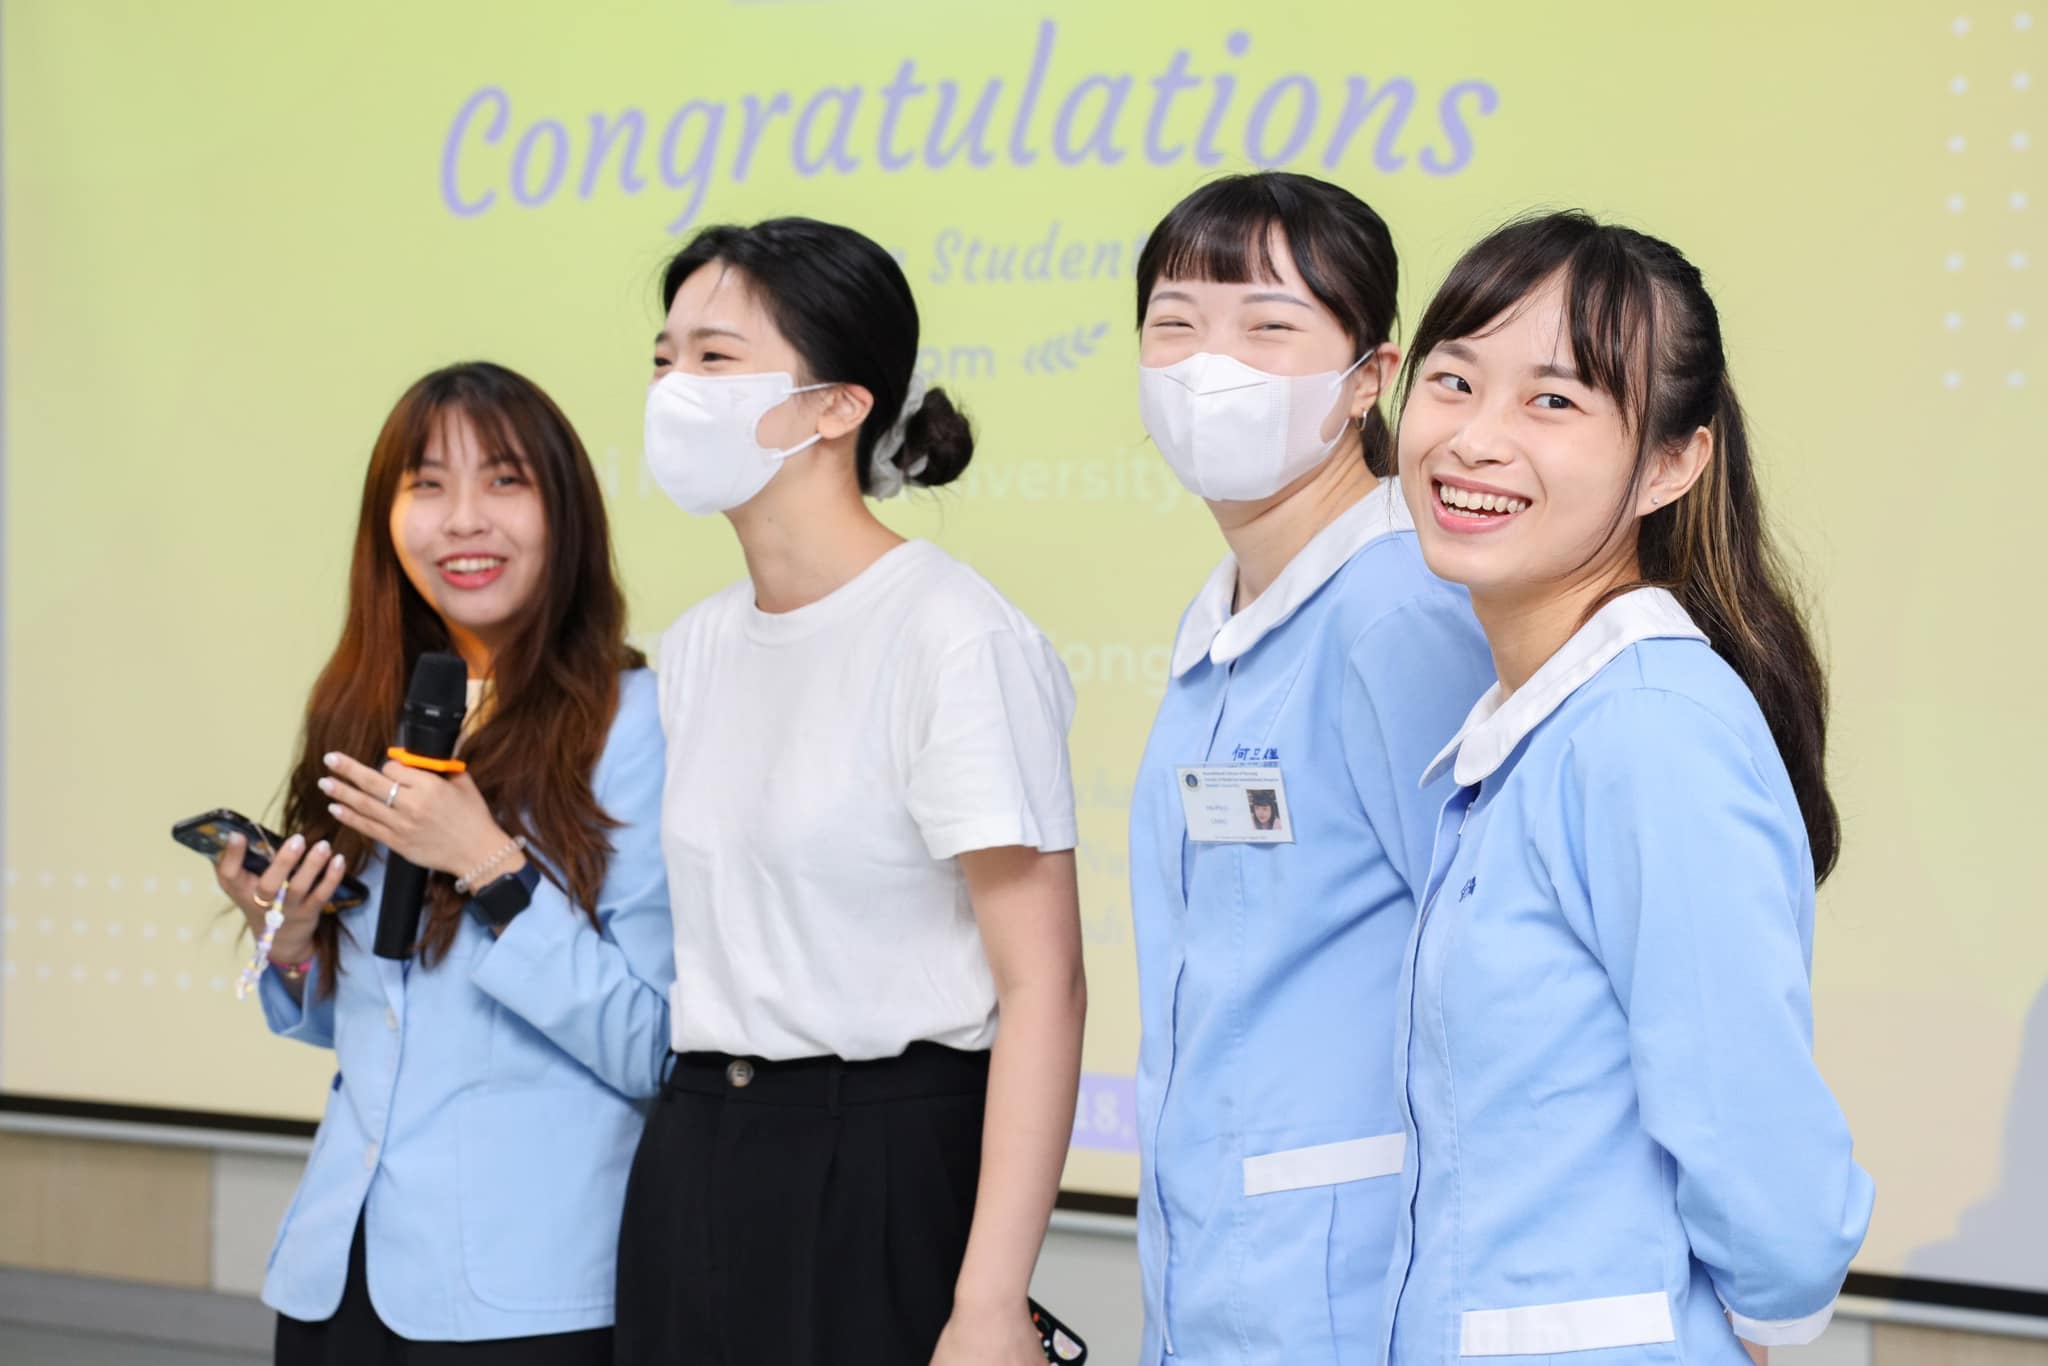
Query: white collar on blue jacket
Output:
[[1170, 477, 1412, 679], [1423, 586, 1707, 789]]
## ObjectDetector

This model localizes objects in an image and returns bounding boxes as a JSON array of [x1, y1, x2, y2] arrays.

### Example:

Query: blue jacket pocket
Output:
[[455, 1084, 644, 1312]]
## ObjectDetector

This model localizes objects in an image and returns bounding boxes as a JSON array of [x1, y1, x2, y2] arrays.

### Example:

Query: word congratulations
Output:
[[440, 22, 1500, 232]]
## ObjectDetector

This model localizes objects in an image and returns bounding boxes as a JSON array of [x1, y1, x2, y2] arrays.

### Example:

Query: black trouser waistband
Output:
[[661, 1041, 990, 1109]]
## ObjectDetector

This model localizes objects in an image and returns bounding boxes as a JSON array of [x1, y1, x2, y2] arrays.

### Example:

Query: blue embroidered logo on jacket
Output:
[[1231, 746, 1280, 761], [1458, 877, 1478, 901]]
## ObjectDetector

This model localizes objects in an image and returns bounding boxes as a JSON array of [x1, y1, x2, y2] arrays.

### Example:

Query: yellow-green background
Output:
[[4, 0, 2042, 1289]]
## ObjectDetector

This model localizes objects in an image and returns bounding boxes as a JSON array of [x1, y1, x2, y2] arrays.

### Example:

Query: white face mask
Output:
[[1137, 351, 1368, 502], [644, 369, 833, 516]]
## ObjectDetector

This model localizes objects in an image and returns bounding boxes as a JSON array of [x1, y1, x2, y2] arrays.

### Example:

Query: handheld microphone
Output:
[[372, 652, 469, 960]]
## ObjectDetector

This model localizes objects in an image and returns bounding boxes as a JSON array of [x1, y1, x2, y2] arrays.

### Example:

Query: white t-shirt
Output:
[[656, 539, 1078, 1061]]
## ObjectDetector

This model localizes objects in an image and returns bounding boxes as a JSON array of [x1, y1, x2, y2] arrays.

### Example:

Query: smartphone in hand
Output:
[[171, 808, 369, 912], [1029, 1299, 1086, 1363]]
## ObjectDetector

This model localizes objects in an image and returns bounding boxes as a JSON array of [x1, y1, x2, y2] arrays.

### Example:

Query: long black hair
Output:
[[1136, 172, 1400, 474], [661, 217, 974, 493], [1403, 212, 1840, 882]]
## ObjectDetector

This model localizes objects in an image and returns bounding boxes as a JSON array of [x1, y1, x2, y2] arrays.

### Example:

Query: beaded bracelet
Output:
[[234, 881, 289, 1001], [456, 835, 528, 894]]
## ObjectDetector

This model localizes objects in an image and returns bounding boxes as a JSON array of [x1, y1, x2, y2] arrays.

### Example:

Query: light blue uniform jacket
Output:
[[1383, 589, 1874, 1366], [257, 668, 673, 1340], [1130, 484, 1496, 1364]]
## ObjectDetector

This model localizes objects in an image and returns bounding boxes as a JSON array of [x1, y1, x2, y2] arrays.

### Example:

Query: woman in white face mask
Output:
[[617, 217, 1087, 1366], [1127, 172, 1498, 1365]]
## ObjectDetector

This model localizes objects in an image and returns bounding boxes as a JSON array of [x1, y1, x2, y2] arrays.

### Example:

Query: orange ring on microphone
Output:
[[387, 746, 468, 775]]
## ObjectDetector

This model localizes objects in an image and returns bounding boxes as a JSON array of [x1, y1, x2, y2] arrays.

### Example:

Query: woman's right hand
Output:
[[213, 832, 348, 965]]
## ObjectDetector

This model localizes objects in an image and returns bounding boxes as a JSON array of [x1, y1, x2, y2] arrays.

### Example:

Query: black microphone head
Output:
[[407, 651, 469, 710], [397, 651, 470, 759]]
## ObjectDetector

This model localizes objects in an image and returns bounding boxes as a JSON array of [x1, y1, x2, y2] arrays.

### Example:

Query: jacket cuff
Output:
[[469, 879, 580, 1002], [258, 959, 322, 1037], [1725, 1298, 1837, 1346]]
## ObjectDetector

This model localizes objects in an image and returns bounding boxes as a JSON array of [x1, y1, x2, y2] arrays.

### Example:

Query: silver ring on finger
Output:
[[384, 782, 401, 809]]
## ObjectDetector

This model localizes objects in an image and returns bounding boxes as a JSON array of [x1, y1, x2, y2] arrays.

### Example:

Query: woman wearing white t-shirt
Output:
[[614, 216, 1087, 1366]]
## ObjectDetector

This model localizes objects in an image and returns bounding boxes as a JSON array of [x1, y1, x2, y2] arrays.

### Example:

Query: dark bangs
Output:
[[387, 363, 594, 623], [1402, 212, 1671, 437], [1137, 179, 1295, 312], [1135, 172, 1398, 352], [402, 368, 543, 476]]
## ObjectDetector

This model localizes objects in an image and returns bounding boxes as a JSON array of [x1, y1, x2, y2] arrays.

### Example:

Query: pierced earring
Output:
[[1651, 495, 1662, 506]]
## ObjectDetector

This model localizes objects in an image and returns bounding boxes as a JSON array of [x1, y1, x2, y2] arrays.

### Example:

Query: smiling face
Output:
[[388, 412, 548, 667], [1398, 273, 1667, 609]]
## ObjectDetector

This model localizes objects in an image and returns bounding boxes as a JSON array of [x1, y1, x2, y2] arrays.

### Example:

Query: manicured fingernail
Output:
[[326, 804, 343, 818], [323, 752, 343, 768], [310, 842, 330, 859], [285, 834, 304, 851], [317, 777, 335, 794], [331, 855, 346, 871]]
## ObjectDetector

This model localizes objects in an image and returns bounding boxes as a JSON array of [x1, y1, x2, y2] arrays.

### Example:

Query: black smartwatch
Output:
[[469, 861, 541, 932]]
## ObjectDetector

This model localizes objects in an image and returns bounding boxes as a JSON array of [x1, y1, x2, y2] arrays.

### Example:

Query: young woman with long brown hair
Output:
[[1380, 213, 1873, 1366], [212, 361, 672, 1366]]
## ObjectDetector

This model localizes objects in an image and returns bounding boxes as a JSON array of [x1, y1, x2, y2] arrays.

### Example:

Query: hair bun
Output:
[[897, 385, 975, 488]]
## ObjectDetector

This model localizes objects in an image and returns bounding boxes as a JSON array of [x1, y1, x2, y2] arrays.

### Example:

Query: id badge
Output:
[[1176, 764, 1293, 844]]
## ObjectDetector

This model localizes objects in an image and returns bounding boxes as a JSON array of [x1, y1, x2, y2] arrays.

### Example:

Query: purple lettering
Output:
[[1322, 76, 1416, 173], [581, 110, 648, 199], [877, 61, 927, 172], [434, 29, 1501, 230], [1052, 75, 1133, 166], [732, 93, 791, 183], [1195, 34, 1249, 168], [1195, 76, 1236, 166], [930, 228, 962, 284], [1008, 19, 1057, 167], [511, 120, 568, 206], [926, 80, 1002, 169], [1145, 50, 1200, 165], [440, 87, 508, 218], [793, 86, 862, 176], [659, 100, 726, 233], [1024, 222, 1061, 278], [1421, 80, 1499, 175], [1245, 75, 1318, 167]]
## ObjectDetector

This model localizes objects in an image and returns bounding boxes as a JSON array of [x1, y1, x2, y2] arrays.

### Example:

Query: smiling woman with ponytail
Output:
[[1380, 211, 1872, 1366]]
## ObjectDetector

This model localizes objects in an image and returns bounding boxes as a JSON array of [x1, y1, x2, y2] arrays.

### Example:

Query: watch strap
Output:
[[471, 861, 540, 930]]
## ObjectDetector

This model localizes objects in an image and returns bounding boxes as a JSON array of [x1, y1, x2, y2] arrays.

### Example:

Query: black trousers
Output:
[[274, 1214, 612, 1366], [614, 1042, 990, 1366]]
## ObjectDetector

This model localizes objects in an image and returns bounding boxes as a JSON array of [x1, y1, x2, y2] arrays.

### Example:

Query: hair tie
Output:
[[868, 373, 930, 499]]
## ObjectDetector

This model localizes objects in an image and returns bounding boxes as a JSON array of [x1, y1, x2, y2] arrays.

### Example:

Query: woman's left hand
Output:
[[319, 751, 514, 881], [929, 1300, 1045, 1366]]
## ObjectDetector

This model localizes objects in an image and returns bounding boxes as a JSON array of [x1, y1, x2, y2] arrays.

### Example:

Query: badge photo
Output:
[[1175, 764, 1294, 844]]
